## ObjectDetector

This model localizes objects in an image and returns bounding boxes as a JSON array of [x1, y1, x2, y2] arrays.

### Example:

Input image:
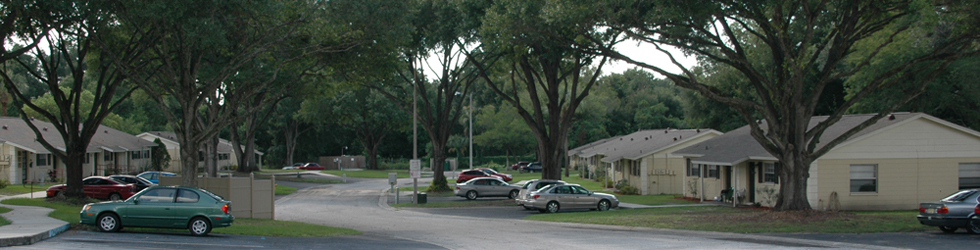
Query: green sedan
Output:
[[80, 186, 234, 236]]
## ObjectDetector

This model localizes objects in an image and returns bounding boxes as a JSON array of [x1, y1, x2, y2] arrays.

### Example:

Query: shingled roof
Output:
[[0, 117, 156, 154], [140, 131, 263, 155], [569, 128, 721, 163], [672, 113, 968, 166]]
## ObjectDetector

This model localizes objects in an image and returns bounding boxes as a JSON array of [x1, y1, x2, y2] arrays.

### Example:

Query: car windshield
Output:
[[941, 190, 978, 202]]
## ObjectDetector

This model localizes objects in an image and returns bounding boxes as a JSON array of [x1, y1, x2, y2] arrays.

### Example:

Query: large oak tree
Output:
[[575, 0, 980, 210]]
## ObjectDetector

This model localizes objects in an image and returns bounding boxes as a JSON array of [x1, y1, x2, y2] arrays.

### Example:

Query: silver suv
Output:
[[516, 179, 566, 209]]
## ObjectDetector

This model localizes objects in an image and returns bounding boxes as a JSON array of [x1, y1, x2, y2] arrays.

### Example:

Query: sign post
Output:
[[410, 159, 421, 204]]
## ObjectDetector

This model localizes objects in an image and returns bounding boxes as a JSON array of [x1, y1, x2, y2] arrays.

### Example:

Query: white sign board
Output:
[[410, 159, 421, 179]]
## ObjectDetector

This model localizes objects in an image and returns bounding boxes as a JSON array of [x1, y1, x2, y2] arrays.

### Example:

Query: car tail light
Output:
[[222, 204, 231, 214], [532, 194, 540, 200], [938, 206, 949, 214], [455, 186, 460, 190], [919, 206, 926, 213], [975, 205, 980, 215]]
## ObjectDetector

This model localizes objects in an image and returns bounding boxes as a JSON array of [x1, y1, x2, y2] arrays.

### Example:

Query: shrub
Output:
[[614, 179, 639, 195], [0, 179, 8, 189]]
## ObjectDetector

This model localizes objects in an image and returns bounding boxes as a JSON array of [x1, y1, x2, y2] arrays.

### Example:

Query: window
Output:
[[763, 163, 779, 183], [104, 152, 113, 161], [687, 162, 700, 177], [176, 189, 200, 203], [139, 188, 176, 203], [706, 165, 719, 178], [83, 153, 90, 164], [218, 153, 229, 160], [959, 163, 980, 189], [630, 161, 641, 176], [850, 164, 877, 193], [36, 154, 49, 166]]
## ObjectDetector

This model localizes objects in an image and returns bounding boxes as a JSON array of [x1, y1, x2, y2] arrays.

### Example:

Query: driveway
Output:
[[274, 177, 899, 249]]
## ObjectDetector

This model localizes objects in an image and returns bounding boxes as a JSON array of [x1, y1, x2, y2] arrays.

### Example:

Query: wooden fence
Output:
[[159, 174, 275, 219]]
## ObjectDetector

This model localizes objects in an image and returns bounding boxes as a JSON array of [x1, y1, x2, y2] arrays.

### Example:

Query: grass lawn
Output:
[[0, 183, 55, 196], [616, 195, 698, 206], [0, 206, 11, 226], [526, 206, 932, 233], [267, 176, 343, 184], [322, 170, 408, 179], [275, 185, 297, 195]]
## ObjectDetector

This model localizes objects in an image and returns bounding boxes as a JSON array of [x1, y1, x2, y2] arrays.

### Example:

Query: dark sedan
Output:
[[80, 186, 234, 236], [520, 162, 542, 173], [918, 189, 980, 234]]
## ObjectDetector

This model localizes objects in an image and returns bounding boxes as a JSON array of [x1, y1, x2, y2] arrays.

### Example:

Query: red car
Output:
[[457, 169, 498, 183], [301, 163, 325, 170], [476, 168, 512, 182], [510, 161, 529, 170], [46, 176, 138, 201]]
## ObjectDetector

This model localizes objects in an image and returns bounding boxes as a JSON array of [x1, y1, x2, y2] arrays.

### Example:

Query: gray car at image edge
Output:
[[918, 189, 980, 234], [525, 184, 619, 213], [454, 177, 522, 200]]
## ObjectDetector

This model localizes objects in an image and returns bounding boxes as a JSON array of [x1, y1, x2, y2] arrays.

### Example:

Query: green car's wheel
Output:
[[189, 217, 212, 236], [97, 213, 121, 232]]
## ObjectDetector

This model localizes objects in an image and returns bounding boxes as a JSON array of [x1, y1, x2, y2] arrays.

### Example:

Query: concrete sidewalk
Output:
[[0, 191, 71, 247]]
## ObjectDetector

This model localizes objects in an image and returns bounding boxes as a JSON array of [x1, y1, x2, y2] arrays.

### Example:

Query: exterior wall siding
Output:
[[814, 157, 974, 210]]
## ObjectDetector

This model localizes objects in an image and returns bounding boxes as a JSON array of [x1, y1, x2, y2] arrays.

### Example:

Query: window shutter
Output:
[[756, 163, 763, 183], [774, 162, 780, 184]]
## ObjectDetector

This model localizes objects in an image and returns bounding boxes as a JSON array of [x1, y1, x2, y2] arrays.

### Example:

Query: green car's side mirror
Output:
[[133, 199, 140, 205]]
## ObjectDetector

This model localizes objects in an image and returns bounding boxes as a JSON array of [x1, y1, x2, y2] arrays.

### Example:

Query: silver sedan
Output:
[[454, 177, 521, 200], [525, 184, 619, 213], [918, 189, 980, 233]]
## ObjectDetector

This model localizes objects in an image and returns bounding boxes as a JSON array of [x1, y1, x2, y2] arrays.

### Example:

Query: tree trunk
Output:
[[179, 141, 200, 187], [774, 149, 814, 211], [63, 146, 87, 198]]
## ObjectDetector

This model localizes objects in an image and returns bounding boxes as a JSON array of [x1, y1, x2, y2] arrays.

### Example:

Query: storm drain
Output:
[[715, 237, 828, 248]]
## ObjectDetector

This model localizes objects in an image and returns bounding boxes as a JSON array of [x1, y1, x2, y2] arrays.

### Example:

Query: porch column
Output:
[[8, 147, 17, 185]]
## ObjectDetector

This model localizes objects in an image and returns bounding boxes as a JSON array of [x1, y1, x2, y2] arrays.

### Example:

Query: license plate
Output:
[[927, 208, 936, 214]]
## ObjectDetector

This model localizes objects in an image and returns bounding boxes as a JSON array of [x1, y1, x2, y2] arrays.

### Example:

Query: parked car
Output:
[[456, 169, 496, 183], [454, 177, 521, 200], [300, 163, 325, 170], [137, 171, 177, 184], [520, 162, 542, 173], [79, 186, 234, 236], [516, 179, 567, 209], [46, 176, 138, 201], [108, 175, 156, 191], [283, 163, 304, 170], [476, 168, 512, 182], [510, 161, 529, 170], [918, 189, 980, 233], [524, 184, 619, 213]]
